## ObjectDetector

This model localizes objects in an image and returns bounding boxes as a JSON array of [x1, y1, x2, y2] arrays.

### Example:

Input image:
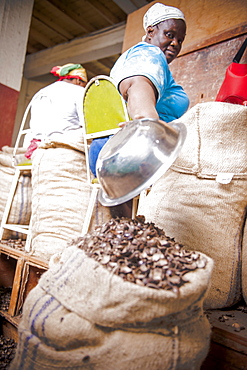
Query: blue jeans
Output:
[[89, 136, 112, 177]]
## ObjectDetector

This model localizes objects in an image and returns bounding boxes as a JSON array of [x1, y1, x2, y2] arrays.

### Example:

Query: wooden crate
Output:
[[0, 242, 48, 340], [202, 307, 247, 369]]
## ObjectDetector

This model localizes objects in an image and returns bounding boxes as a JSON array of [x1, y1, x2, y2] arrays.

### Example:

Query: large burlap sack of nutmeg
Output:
[[11, 218, 213, 370], [0, 146, 31, 240], [138, 102, 247, 309], [30, 131, 111, 261]]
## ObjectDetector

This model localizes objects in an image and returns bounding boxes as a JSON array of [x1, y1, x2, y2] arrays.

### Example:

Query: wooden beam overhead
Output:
[[32, 9, 74, 40], [112, 0, 149, 14], [97, 55, 120, 69], [84, 0, 123, 24], [31, 16, 68, 43], [40, 0, 92, 34], [24, 23, 126, 79], [48, 0, 97, 34], [26, 44, 39, 54], [83, 60, 110, 77], [112, 0, 137, 14], [29, 27, 56, 48]]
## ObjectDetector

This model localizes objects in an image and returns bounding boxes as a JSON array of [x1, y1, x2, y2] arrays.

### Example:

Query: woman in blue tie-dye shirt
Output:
[[89, 3, 189, 179], [111, 2, 189, 123]]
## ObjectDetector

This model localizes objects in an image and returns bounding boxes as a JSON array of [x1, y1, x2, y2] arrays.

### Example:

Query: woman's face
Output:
[[148, 19, 186, 64]]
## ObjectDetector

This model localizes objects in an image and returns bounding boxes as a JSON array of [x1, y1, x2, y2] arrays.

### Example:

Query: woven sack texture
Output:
[[11, 245, 213, 370], [138, 102, 247, 309], [242, 216, 247, 304], [0, 146, 31, 240], [30, 135, 111, 261]]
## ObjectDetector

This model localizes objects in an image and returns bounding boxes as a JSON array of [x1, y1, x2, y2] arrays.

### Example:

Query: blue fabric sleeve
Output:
[[110, 42, 189, 123], [110, 42, 168, 101]]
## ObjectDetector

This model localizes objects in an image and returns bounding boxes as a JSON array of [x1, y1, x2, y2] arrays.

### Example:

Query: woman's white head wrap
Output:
[[143, 2, 186, 30]]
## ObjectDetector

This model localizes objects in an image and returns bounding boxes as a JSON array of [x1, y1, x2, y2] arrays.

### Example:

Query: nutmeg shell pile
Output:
[[75, 216, 207, 292]]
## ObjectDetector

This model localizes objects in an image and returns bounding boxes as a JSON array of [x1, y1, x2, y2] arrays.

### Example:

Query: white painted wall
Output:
[[0, 0, 34, 91]]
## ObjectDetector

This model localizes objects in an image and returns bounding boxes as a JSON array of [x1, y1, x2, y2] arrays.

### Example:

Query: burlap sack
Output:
[[10, 244, 213, 370], [0, 146, 31, 240], [30, 133, 111, 261], [138, 102, 247, 309], [242, 216, 247, 305]]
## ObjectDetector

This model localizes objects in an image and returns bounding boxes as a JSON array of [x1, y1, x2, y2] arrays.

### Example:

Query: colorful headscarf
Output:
[[50, 63, 88, 82], [143, 2, 185, 30]]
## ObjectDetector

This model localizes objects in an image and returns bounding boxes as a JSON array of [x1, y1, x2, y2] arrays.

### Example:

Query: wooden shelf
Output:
[[202, 307, 247, 369], [0, 242, 48, 340], [0, 310, 21, 328], [0, 243, 48, 269], [209, 309, 247, 354]]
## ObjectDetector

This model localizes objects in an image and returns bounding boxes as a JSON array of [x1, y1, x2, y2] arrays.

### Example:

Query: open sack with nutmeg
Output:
[[11, 217, 213, 370]]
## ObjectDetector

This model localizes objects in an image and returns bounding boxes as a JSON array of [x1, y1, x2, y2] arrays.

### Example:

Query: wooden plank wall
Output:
[[170, 34, 247, 108], [122, 0, 247, 54], [122, 0, 247, 108]]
